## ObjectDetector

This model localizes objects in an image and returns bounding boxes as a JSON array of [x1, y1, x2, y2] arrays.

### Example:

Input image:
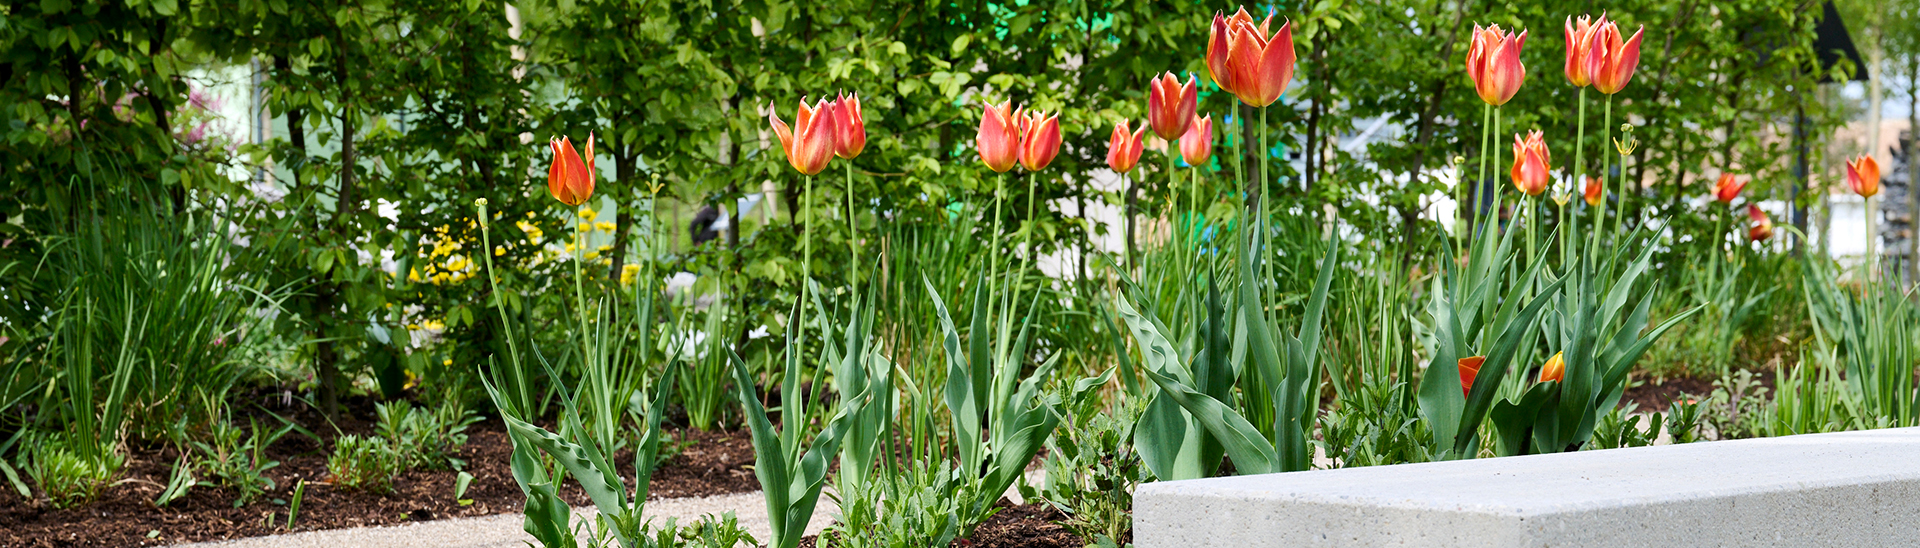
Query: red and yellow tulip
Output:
[[1459, 356, 1485, 398], [1466, 25, 1527, 106], [769, 98, 839, 175], [1510, 130, 1551, 196], [1564, 14, 1603, 88], [1847, 155, 1880, 198], [1539, 352, 1565, 383], [1214, 7, 1297, 108], [1016, 108, 1062, 171], [1181, 115, 1214, 166], [1148, 72, 1199, 140], [1106, 119, 1147, 174], [1583, 176, 1604, 206], [977, 100, 1021, 173], [831, 92, 866, 160], [547, 134, 595, 206], [1748, 205, 1773, 242], [1587, 20, 1643, 95], [1713, 173, 1745, 204]]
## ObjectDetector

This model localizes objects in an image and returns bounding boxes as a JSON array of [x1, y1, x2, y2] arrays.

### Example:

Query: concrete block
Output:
[[1135, 427, 1920, 547]]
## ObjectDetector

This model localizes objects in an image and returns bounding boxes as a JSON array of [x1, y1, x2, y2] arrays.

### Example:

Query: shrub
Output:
[[19, 439, 120, 509]]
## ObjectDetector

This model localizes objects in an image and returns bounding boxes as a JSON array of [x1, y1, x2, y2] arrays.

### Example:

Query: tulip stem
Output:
[[846, 162, 860, 284], [1490, 107, 1503, 240], [1190, 166, 1203, 277], [1259, 105, 1271, 289], [475, 200, 530, 416], [1472, 103, 1491, 247], [1234, 102, 1245, 218], [1592, 97, 1611, 256], [801, 173, 813, 352], [572, 206, 591, 376]]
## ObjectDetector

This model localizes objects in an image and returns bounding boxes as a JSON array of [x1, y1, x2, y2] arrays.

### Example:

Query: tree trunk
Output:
[[1907, 54, 1918, 282], [611, 135, 637, 280]]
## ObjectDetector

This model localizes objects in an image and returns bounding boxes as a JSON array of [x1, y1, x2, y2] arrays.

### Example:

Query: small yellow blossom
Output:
[[595, 222, 616, 232], [578, 208, 597, 221]]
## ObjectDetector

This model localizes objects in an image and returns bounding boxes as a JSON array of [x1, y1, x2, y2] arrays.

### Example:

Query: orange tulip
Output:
[[831, 92, 866, 160], [1466, 25, 1527, 106], [1221, 9, 1297, 108], [547, 134, 595, 206], [1106, 119, 1147, 174], [1207, 9, 1258, 95], [1583, 176, 1604, 206], [1564, 14, 1603, 87], [1847, 155, 1880, 198], [1510, 130, 1551, 196], [1016, 108, 1062, 171], [1459, 356, 1486, 398], [1748, 205, 1773, 242], [769, 97, 838, 175], [1587, 20, 1643, 95], [1148, 72, 1199, 140], [1181, 115, 1214, 166], [1539, 352, 1565, 383], [1713, 173, 1746, 203], [977, 100, 1020, 173]]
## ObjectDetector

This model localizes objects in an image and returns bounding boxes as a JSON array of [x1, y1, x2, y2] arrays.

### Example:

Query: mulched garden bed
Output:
[[796, 501, 1100, 548], [0, 409, 758, 548]]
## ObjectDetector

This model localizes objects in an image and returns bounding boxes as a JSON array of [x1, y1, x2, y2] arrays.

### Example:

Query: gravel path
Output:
[[174, 491, 837, 548]]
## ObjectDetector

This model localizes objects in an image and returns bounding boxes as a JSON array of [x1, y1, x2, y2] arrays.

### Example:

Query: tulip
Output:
[[1713, 173, 1746, 203], [1207, 9, 1259, 95], [1583, 176, 1604, 206], [1748, 205, 1773, 242], [1510, 130, 1551, 196], [1847, 155, 1880, 198], [977, 100, 1020, 173], [1219, 9, 1297, 108], [1181, 115, 1214, 166], [831, 92, 866, 159], [1564, 14, 1603, 87], [1466, 25, 1527, 106], [1148, 72, 1199, 140], [768, 97, 838, 175], [1106, 119, 1146, 174], [1587, 20, 1643, 95], [1539, 352, 1565, 383], [547, 134, 596, 206], [1016, 108, 1062, 171], [1459, 356, 1486, 398]]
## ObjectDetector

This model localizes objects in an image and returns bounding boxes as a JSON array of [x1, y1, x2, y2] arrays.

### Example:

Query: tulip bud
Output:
[[1221, 9, 1297, 107], [769, 98, 838, 175], [1588, 21, 1643, 95], [1846, 155, 1880, 198], [1564, 14, 1603, 87], [1583, 176, 1604, 206], [1181, 115, 1214, 167], [1510, 130, 1551, 196], [1713, 173, 1745, 204], [831, 92, 867, 160], [1539, 352, 1565, 383], [1459, 356, 1486, 398], [547, 134, 596, 206], [1748, 205, 1773, 242], [977, 100, 1021, 173], [1148, 72, 1199, 140], [1016, 108, 1062, 171], [1467, 25, 1528, 106], [1106, 119, 1147, 174]]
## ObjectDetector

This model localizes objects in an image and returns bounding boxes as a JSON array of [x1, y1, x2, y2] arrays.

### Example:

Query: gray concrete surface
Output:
[[1137, 427, 1920, 548]]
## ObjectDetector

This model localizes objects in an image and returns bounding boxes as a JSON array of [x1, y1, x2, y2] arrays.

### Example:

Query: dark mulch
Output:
[[1621, 375, 1717, 411], [0, 416, 757, 548], [796, 502, 1095, 548]]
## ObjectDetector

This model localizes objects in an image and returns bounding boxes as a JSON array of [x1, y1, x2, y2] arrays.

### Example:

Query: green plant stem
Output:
[[802, 173, 813, 351], [1259, 105, 1271, 291], [474, 201, 529, 415], [1573, 88, 1588, 209], [1472, 103, 1491, 247], [847, 162, 858, 282], [1592, 97, 1612, 254], [1491, 107, 1503, 239], [572, 208, 591, 367], [1234, 102, 1244, 215]]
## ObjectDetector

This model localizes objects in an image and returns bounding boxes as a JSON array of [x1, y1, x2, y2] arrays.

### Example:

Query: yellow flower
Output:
[[579, 207, 597, 221], [595, 222, 617, 232], [578, 222, 593, 233], [443, 358, 452, 366], [408, 268, 422, 283], [494, 246, 505, 256], [620, 264, 640, 286]]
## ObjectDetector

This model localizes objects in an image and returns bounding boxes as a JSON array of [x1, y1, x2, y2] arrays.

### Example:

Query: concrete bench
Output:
[[1135, 427, 1920, 547]]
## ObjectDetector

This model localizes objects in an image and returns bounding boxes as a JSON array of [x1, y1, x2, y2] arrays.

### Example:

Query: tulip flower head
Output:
[[547, 134, 596, 206], [1847, 155, 1881, 198], [1587, 20, 1643, 95], [1748, 205, 1774, 242], [1106, 119, 1147, 174], [831, 92, 866, 159], [1510, 130, 1552, 196], [769, 97, 839, 175], [1467, 25, 1528, 106], [1217, 8, 1297, 107], [977, 100, 1021, 173], [1539, 352, 1565, 383], [1583, 176, 1604, 206], [1459, 356, 1486, 398], [1016, 107, 1062, 171], [1207, 9, 1258, 95], [1181, 115, 1214, 166], [1148, 72, 1200, 140], [1564, 14, 1604, 87], [1713, 173, 1746, 204]]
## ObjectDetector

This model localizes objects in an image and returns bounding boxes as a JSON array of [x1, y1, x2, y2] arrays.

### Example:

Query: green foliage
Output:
[[823, 462, 967, 548], [190, 417, 288, 506], [375, 397, 480, 471], [17, 436, 121, 509], [1038, 381, 1144, 547], [729, 311, 864, 548], [326, 434, 399, 494]]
